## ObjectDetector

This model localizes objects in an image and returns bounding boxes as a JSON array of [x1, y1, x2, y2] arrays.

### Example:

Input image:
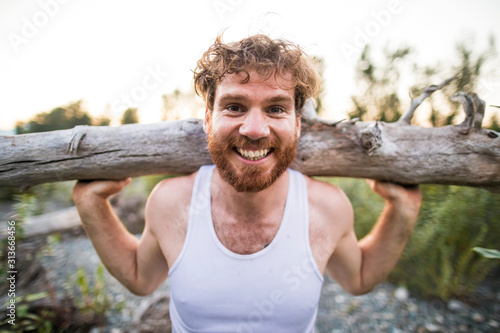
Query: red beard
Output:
[[207, 125, 298, 192]]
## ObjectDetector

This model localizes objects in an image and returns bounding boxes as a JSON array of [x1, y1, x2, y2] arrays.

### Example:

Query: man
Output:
[[72, 34, 422, 332]]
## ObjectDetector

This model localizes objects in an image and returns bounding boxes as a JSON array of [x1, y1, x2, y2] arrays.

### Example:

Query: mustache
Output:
[[229, 135, 276, 149]]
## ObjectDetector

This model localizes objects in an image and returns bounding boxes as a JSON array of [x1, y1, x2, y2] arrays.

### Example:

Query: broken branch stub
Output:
[[398, 75, 458, 125]]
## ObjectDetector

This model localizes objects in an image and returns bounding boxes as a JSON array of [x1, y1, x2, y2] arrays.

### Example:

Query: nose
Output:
[[239, 109, 270, 140]]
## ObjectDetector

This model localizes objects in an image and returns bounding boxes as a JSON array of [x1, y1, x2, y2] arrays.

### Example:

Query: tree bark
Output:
[[1, 92, 499, 191]]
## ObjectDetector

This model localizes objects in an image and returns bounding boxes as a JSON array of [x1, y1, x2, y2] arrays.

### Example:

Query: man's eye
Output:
[[226, 105, 242, 112], [269, 106, 286, 114]]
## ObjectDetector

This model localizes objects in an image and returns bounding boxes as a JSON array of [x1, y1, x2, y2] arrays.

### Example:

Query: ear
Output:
[[203, 108, 211, 135]]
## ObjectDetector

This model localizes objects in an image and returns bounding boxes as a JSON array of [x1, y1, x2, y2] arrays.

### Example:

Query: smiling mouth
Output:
[[235, 147, 273, 161]]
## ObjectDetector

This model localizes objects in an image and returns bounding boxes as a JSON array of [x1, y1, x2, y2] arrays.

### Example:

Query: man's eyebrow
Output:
[[266, 95, 294, 104], [217, 94, 249, 103], [217, 94, 293, 104]]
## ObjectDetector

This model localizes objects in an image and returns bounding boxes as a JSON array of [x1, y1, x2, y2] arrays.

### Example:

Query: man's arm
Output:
[[72, 179, 169, 296], [326, 180, 422, 295]]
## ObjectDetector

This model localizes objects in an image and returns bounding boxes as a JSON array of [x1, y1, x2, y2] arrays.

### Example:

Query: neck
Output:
[[211, 168, 289, 222]]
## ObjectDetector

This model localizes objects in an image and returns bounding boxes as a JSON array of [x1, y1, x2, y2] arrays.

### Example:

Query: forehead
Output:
[[215, 70, 295, 102]]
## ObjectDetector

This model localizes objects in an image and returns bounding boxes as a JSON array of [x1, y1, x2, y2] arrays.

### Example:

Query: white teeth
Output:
[[236, 148, 270, 161]]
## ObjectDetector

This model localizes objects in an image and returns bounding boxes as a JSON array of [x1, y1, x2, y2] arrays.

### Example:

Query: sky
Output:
[[1, 0, 500, 131]]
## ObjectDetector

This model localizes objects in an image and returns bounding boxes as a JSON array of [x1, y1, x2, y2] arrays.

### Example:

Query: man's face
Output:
[[204, 70, 301, 192]]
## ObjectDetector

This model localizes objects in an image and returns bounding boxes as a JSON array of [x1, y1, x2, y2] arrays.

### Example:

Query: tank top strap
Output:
[[281, 168, 309, 239], [187, 164, 215, 222]]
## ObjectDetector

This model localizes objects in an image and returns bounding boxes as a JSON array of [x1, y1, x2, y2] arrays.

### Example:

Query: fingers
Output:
[[73, 178, 132, 202], [366, 179, 421, 203]]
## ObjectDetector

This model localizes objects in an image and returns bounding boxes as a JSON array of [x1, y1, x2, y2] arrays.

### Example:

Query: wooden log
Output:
[[1, 116, 499, 191]]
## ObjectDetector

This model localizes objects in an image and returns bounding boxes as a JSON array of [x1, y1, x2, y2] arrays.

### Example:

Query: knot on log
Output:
[[487, 130, 499, 138], [360, 122, 382, 154], [67, 125, 89, 154]]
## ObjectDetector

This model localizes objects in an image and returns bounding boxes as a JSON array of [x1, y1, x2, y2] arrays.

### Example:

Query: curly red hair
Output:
[[193, 34, 321, 115]]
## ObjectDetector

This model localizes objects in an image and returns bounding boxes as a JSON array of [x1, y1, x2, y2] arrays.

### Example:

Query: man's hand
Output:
[[366, 179, 422, 215], [72, 178, 131, 204]]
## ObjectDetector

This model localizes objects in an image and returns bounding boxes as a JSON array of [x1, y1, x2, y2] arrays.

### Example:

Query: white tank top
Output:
[[168, 165, 324, 333]]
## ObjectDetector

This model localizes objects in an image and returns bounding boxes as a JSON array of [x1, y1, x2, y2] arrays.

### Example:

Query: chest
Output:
[[212, 214, 281, 255]]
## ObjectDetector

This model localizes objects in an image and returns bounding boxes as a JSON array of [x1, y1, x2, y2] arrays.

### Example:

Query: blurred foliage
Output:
[[349, 37, 500, 130], [391, 185, 500, 300], [0, 292, 55, 333], [326, 178, 500, 301], [15, 100, 112, 135], [312, 56, 325, 116], [349, 45, 411, 122], [15, 101, 92, 134], [473, 247, 500, 259], [120, 107, 139, 124], [65, 264, 124, 321], [162, 89, 205, 120]]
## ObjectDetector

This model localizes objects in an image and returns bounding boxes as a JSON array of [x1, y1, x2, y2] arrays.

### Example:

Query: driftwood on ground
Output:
[[0, 207, 81, 239], [0, 80, 499, 192]]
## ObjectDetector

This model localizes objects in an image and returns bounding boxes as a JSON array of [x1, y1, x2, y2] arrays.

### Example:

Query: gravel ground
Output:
[[36, 235, 500, 333]]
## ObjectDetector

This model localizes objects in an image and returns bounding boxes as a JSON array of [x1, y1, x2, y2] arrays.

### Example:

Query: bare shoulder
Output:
[[148, 173, 196, 204], [306, 176, 354, 232], [145, 172, 197, 228]]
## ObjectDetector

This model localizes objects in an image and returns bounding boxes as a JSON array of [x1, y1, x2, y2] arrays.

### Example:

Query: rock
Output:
[[434, 314, 445, 324], [489, 320, 499, 328], [447, 299, 468, 312], [425, 322, 442, 332], [334, 295, 345, 304], [383, 312, 395, 321], [472, 312, 485, 323], [408, 302, 419, 313], [394, 286, 409, 302], [391, 328, 405, 333]]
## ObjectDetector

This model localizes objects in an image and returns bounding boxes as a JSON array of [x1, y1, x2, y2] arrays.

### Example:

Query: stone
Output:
[[434, 314, 445, 324], [391, 328, 405, 333], [383, 312, 395, 321], [394, 286, 409, 302], [472, 312, 485, 323], [408, 302, 419, 313], [334, 295, 345, 304], [447, 299, 468, 312], [425, 322, 442, 332]]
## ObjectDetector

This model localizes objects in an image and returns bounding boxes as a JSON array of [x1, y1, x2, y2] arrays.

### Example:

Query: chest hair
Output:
[[212, 213, 282, 255]]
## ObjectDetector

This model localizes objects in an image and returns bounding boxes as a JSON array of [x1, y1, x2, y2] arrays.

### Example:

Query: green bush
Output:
[[325, 178, 500, 300], [392, 185, 500, 300]]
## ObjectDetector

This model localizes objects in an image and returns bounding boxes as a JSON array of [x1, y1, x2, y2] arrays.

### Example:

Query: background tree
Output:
[[120, 107, 140, 125], [409, 37, 497, 127], [161, 89, 205, 121], [312, 56, 325, 116], [15, 100, 93, 134], [348, 45, 411, 122]]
